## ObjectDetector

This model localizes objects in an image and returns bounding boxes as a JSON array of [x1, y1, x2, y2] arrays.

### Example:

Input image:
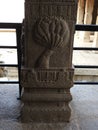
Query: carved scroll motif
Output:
[[33, 16, 70, 69]]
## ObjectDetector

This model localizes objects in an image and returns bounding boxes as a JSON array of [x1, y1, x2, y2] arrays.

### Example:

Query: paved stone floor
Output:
[[0, 84, 98, 130]]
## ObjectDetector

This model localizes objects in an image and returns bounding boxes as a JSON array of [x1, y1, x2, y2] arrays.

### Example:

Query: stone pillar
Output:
[[83, 0, 94, 42], [77, 0, 85, 24], [76, 0, 85, 37], [93, 11, 98, 48], [21, 0, 77, 123]]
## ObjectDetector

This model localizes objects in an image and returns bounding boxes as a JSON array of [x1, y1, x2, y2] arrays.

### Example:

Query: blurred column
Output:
[[83, 0, 94, 42], [77, 0, 85, 24], [76, 0, 85, 39], [93, 11, 98, 49]]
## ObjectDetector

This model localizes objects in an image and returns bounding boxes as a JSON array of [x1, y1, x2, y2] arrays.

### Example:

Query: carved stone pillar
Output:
[[21, 0, 77, 123]]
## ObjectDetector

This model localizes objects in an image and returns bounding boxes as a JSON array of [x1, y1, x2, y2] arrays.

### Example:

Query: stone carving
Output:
[[21, 0, 77, 123], [21, 68, 74, 88], [21, 104, 71, 122], [34, 17, 69, 69], [26, 1, 77, 28]]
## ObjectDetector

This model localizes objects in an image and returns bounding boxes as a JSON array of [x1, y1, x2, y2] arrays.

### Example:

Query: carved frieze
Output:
[[25, 0, 77, 30], [21, 68, 74, 88], [25, 0, 77, 19]]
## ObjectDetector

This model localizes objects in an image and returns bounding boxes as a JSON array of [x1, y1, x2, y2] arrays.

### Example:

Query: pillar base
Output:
[[21, 103, 71, 123], [20, 68, 74, 123]]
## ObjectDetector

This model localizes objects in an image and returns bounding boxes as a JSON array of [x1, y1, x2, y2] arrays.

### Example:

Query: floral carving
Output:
[[34, 16, 70, 68]]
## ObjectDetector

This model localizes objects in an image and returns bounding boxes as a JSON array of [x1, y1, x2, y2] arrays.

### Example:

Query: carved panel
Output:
[[24, 0, 77, 67], [21, 68, 74, 88], [25, 0, 77, 30], [33, 16, 69, 68]]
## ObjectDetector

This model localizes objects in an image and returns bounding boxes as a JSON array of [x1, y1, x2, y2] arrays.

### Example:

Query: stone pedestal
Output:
[[21, 0, 77, 123]]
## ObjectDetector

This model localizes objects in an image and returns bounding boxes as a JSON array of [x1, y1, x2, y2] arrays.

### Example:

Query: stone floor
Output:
[[0, 84, 98, 130]]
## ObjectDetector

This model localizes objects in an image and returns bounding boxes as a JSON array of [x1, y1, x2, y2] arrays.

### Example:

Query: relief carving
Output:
[[21, 0, 77, 123], [33, 16, 70, 69], [21, 68, 74, 88]]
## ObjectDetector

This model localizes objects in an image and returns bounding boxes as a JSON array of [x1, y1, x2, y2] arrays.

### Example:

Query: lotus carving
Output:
[[34, 16, 70, 68]]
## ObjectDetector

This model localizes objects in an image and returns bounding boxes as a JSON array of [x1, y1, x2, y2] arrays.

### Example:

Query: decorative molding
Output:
[[21, 67, 74, 88], [22, 93, 72, 102], [25, 0, 77, 27]]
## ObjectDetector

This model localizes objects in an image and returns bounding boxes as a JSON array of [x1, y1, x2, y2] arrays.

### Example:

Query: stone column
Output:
[[77, 0, 85, 24], [83, 0, 94, 42], [93, 11, 98, 48], [21, 0, 77, 123], [76, 0, 85, 38]]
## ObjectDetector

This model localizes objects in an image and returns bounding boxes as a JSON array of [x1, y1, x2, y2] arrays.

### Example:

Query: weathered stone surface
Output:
[[21, 0, 77, 123], [21, 104, 71, 122], [21, 68, 74, 88], [24, 0, 77, 68]]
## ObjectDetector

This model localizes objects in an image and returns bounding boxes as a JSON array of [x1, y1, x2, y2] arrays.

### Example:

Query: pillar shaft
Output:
[[77, 0, 85, 24], [83, 0, 94, 41], [21, 0, 77, 123], [93, 10, 98, 48], [76, 0, 85, 37]]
